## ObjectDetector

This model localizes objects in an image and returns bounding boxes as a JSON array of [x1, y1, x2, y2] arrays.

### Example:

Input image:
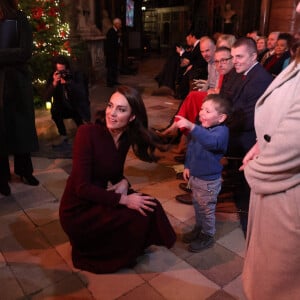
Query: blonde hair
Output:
[[216, 34, 237, 48]]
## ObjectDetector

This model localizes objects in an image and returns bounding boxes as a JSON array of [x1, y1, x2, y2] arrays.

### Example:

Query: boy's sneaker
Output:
[[182, 226, 201, 243], [188, 233, 215, 252]]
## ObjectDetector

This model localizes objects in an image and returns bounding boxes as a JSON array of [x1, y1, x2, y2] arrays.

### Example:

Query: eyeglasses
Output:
[[214, 56, 232, 65]]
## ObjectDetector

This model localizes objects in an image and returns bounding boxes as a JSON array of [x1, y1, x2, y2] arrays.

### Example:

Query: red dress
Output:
[[59, 124, 176, 273], [177, 75, 224, 124]]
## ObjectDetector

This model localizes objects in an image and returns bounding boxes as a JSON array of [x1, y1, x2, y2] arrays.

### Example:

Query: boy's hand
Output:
[[183, 168, 190, 181], [174, 115, 195, 132]]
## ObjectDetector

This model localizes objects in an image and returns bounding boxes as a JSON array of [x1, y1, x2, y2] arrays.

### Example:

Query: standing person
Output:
[[44, 55, 91, 147], [0, 0, 39, 196], [174, 94, 231, 251], [104, 18, 122, 87], [228, 37, 273, 236], [59, 86, 176, 274], [240, 3, 300, 298]]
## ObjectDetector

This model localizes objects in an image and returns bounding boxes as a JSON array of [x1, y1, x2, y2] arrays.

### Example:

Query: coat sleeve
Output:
[[245, 98, 300, 194]]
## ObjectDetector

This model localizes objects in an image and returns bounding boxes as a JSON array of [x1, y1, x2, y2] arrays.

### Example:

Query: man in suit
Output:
[[176, 30, 208, 99], [104, 18, 122, 87], [260, 31, 280, 65], [228, 37, 273, 236]]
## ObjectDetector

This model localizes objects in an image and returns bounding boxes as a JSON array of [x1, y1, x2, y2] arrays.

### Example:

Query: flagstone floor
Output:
[[0, 54, 247, 300]]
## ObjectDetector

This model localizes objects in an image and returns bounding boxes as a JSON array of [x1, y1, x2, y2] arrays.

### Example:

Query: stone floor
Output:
[[0, 54, 247, 300]]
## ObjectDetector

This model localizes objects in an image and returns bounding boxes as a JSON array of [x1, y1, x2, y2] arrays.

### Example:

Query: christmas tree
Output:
[[19, 0, 70, 104]]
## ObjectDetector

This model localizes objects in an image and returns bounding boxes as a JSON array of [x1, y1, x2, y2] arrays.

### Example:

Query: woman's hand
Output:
[[120, 193, 157, 216], [107, 179, 129, 195], [239, 142, 260, 171]]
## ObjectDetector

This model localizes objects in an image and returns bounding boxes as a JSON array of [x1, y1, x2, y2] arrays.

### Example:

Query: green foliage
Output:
[[19, 0, 70, 105]]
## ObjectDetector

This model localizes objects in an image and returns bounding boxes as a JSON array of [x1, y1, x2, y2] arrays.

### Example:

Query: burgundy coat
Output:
[[59, 123, 176, 273]]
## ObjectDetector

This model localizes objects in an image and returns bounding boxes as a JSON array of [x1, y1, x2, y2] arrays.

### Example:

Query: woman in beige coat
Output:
[[240, 4, 300, 298]]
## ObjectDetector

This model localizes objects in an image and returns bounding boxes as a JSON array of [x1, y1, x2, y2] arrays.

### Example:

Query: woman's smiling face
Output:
[[105, 92, 135, 131]]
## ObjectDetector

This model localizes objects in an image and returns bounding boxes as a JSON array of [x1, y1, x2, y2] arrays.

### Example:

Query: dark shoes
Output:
[[52, 135, 68, 148], [182, 226, 201, 243], [0, 174, 39, 196], [15, 173, 39, 186], [176, 193, 193, 205], [0, 183, 11, 196], [179, 182, 192, 193], [174, 155, 185, 163], [188, 232, 215, 252], [20, 175, 39, 186]]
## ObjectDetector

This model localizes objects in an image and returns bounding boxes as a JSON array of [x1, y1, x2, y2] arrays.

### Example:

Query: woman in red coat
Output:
[[59, 86, 176, 273]]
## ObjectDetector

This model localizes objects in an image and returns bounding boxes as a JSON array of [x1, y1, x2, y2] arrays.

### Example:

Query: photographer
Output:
[[44, 55, 91, 146]]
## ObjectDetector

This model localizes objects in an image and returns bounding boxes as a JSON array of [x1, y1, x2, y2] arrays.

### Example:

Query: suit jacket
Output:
[[186, 42, 208, 80], [243, 60, 300, 300], [227, 63, 273, 156]]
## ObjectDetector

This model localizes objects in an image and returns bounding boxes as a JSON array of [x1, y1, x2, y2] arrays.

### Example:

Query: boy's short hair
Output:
[[203, 94, 232, 117]]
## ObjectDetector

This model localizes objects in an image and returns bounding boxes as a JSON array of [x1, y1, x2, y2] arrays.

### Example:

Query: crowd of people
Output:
[[1, 0, 300, 298]]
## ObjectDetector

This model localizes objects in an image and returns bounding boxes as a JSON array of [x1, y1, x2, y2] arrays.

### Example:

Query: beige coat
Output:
[[243, 61, 300, 299]]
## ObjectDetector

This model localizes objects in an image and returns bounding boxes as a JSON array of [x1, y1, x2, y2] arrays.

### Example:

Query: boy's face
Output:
[[199, 100, 226, 128]]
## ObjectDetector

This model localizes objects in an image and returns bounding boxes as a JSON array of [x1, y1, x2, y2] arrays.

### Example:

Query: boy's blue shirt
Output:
[[185, 123, 229, 180]]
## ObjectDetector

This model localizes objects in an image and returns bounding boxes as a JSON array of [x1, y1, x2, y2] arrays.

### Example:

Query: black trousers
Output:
[[224, 158, 250, 237], [51, 105, 83, 136], [106, 59, 118, 86], [0, 153, 33, 183]]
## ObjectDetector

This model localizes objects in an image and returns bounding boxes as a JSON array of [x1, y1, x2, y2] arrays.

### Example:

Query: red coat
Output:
[[59, 123, 176, 273]]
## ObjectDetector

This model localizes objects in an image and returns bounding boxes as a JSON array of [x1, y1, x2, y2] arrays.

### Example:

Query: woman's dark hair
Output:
[[97, 86, 161, 162], [277, 32, 294, 49], [0, 0, 17, 19]]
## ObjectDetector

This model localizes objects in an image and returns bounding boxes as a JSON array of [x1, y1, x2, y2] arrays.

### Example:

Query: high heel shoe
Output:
[[17, 174, 39, 186], [0, 183, 11, 196]]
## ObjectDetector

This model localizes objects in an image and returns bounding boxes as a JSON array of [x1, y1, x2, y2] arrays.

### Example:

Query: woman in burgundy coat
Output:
[[59, 86, 176, 273]]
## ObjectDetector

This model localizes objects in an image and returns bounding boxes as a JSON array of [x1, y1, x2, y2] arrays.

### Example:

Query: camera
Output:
[[57, 70, 72, 81]]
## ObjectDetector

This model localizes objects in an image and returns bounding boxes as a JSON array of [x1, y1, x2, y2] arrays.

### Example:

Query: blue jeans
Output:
[[190, 176, 222, 236]]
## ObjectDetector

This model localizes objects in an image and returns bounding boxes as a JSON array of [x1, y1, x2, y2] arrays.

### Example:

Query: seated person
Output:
[[44, 55, 91, 146], [216, 34, 237, 48], [59, 86, 176, 273], [154, 42, 191, 94], [263, 33, 294, 78], [157, 46, 241, 137], [176, 29, 208, 100], [256, 36, 268, 62]]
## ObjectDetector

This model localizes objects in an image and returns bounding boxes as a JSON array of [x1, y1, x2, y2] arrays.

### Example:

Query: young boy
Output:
[[174, 94, 231, 252]]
